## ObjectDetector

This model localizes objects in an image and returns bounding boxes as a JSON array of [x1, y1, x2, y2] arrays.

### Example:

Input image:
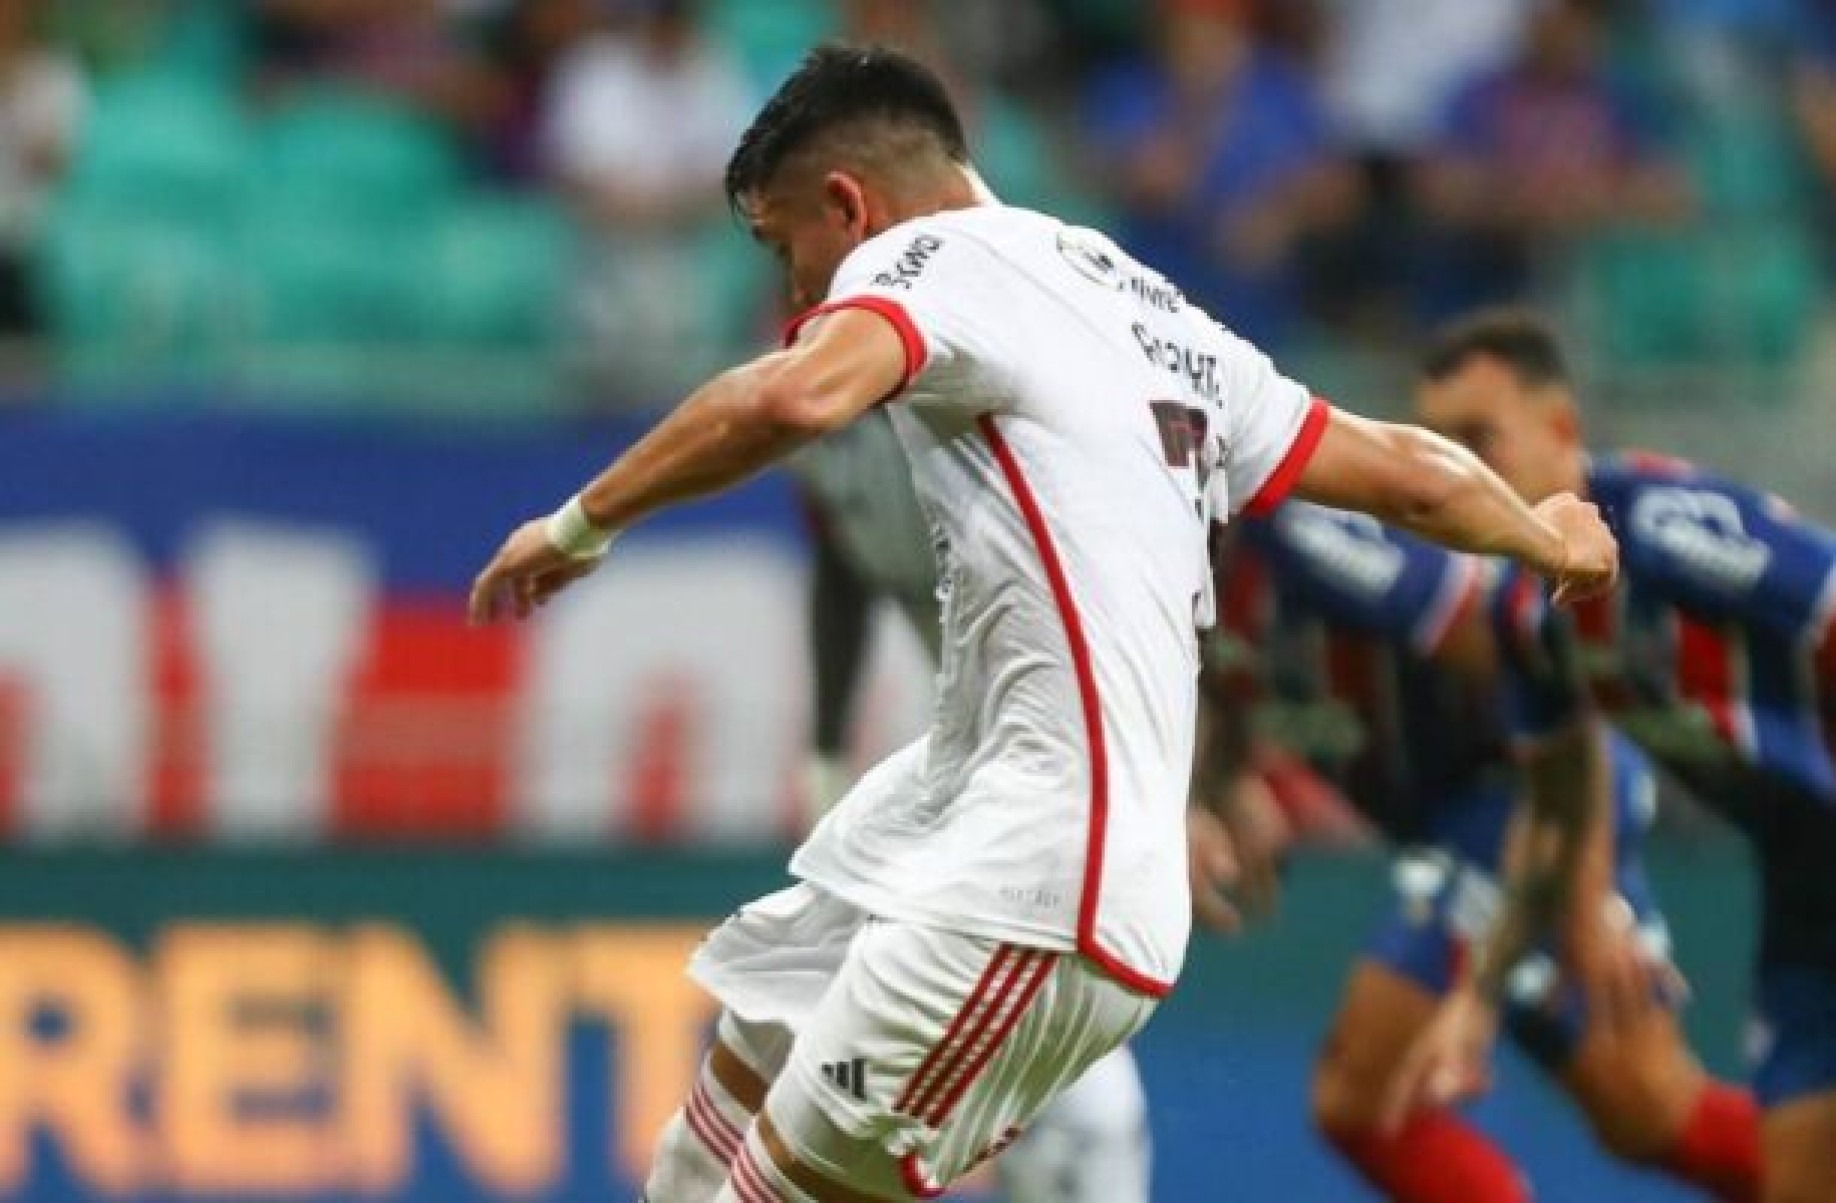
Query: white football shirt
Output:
[[785, 205, 1329, 995]]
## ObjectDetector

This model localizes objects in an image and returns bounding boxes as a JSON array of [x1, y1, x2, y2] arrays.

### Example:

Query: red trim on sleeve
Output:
[[781, 295, 929, 400], [979, 415, 1175, 1001], [1244, 397, 1332, 517]]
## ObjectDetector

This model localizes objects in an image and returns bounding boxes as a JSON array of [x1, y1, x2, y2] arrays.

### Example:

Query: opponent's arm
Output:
[[1294, 408, 1615, 605], [805, 502, 875, 814], [469, 310, 906, 624]]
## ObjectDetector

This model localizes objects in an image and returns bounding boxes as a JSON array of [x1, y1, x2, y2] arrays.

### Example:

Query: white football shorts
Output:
[[689, 883, 1157, 1197]]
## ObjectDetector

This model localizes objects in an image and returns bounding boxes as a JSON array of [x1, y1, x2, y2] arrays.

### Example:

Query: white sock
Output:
[[644, 1064, 755, 1202], [719, 1123, 824, 1203]]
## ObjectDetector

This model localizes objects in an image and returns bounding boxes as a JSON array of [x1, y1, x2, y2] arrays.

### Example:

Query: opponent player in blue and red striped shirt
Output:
[[1386, 310, 1836, 1203], [1201, 503, 1758, 1202]]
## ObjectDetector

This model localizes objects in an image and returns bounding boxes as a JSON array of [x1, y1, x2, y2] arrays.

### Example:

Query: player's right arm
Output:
[[468, 308, 910, 624], [1290, 407, 1617, 606]]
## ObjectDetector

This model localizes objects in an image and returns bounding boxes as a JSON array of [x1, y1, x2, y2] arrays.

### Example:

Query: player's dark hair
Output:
[[1421, 308, 1571, 389], [724, 44, 969, 211]]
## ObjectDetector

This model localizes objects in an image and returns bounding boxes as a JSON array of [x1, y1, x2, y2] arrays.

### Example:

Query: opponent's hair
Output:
[[724, 44, 969, 211], [1421, 308, 1571, 389]]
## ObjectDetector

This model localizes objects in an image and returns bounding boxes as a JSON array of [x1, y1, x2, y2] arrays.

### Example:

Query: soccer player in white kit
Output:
[[468, 46, 1619, 1203], [795, 409, 1154, 1203]]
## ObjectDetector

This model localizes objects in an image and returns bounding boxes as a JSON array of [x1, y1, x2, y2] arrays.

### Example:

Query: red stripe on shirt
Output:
[[1244, 397, 1331, 517], [980, 415, 1174, 999]]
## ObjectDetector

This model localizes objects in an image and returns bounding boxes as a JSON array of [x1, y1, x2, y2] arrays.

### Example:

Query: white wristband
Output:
[[544, 495, 616, 560]]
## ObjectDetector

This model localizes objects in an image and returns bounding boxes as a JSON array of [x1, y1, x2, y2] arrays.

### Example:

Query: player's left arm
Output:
[[1290, 407, 1617, 606], [469, 309, 908, 623]]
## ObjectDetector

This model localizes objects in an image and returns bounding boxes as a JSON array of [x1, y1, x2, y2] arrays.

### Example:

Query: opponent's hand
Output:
[[1380, 987, 1499, 1134], [1535, 492, 1618, 606], [468, 519, 603, 624], [1188, 806, 1244, 934], [1566, 893, 1689, 1040], [1215, 771, 1290, 922]]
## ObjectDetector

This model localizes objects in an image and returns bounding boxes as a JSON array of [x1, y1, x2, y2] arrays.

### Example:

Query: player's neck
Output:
[[882, 164, 995, 227]]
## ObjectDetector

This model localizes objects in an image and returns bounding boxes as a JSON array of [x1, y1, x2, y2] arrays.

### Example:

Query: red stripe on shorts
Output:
[[922, 952, 1059, 1127], [899, 949, 1038, 1122], [894, 945, 1017, 1114]]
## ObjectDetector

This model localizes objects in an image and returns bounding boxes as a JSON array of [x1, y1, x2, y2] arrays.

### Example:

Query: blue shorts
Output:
[[1366, 737, 1670, 1073]]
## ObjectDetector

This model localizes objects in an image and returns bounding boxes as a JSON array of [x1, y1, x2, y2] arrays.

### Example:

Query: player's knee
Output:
[[1571, 1068, 1689, 1165], [1311, 1046, 1380, 1139]]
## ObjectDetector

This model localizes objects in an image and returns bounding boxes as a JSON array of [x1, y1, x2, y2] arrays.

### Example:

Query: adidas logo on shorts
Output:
[[819, 1057, 868, 1101]]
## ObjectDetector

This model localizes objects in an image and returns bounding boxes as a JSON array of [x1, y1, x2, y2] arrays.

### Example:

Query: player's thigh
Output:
[[1313, 959, 1444, 1130], [1762, 1089, 1836, 1203], [689, 885, 865, 1088], [763, 921, 1153, 1198]]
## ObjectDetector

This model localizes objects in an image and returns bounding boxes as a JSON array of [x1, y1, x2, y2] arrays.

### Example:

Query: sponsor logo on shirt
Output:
[[1631, 488, 1771, 593], [1056, 228, 1184, 312]]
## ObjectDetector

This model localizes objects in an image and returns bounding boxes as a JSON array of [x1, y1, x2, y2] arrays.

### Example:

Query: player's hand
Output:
[[1380, 987, 1499, 1134], [1535, 492, 1618, 606], [468, 519, 603, 624], [1565, 893, 1689, 1040], [1215, 771, 1289, 922], [1188, 806, 1245, 934]]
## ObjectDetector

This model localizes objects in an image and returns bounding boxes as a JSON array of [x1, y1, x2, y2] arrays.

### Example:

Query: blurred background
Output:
[[0, 0, 1828, 1197]]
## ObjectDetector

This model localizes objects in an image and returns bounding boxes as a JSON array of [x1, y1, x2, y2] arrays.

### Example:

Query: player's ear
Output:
[[822, 171, 870, 240], [1546, 394, 1583, 446]]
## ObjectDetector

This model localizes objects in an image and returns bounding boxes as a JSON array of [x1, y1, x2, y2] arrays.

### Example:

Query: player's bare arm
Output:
[[1293, 407, 1617, 605], [468, 309, 904, 625]]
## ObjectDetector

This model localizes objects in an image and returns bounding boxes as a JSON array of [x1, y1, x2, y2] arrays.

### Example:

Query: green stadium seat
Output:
[[1689, 109, 1809, 222], [1576, 223, 1818, 373], [241, 201, 417, 344], [253, 89, 462, 221], [1703, 225, 1820, 369], [1574, 229, 1709, 366], [707, 0, 835, 89], [37, 200, 246, 385], [408, 197, 576, 346], [66, 73, 250, 218]]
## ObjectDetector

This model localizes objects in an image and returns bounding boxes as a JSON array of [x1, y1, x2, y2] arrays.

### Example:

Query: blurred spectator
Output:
[[476, 0, 596, 183], [1307, 0, 1532, 335], [1413, 0, 1690, 317], [1083, 0, 1355, 348], [1793, 1, 1836, 264], [251, 0, 500, 129], [836, 0, 1077, 217], [542, 0, 750, 404], [0, 0, 83, 335], [1320, 0, 1532, 156]]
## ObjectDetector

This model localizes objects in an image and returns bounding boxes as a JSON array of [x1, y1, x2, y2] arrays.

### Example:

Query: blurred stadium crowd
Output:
[[10, 0, 1836, 413]]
